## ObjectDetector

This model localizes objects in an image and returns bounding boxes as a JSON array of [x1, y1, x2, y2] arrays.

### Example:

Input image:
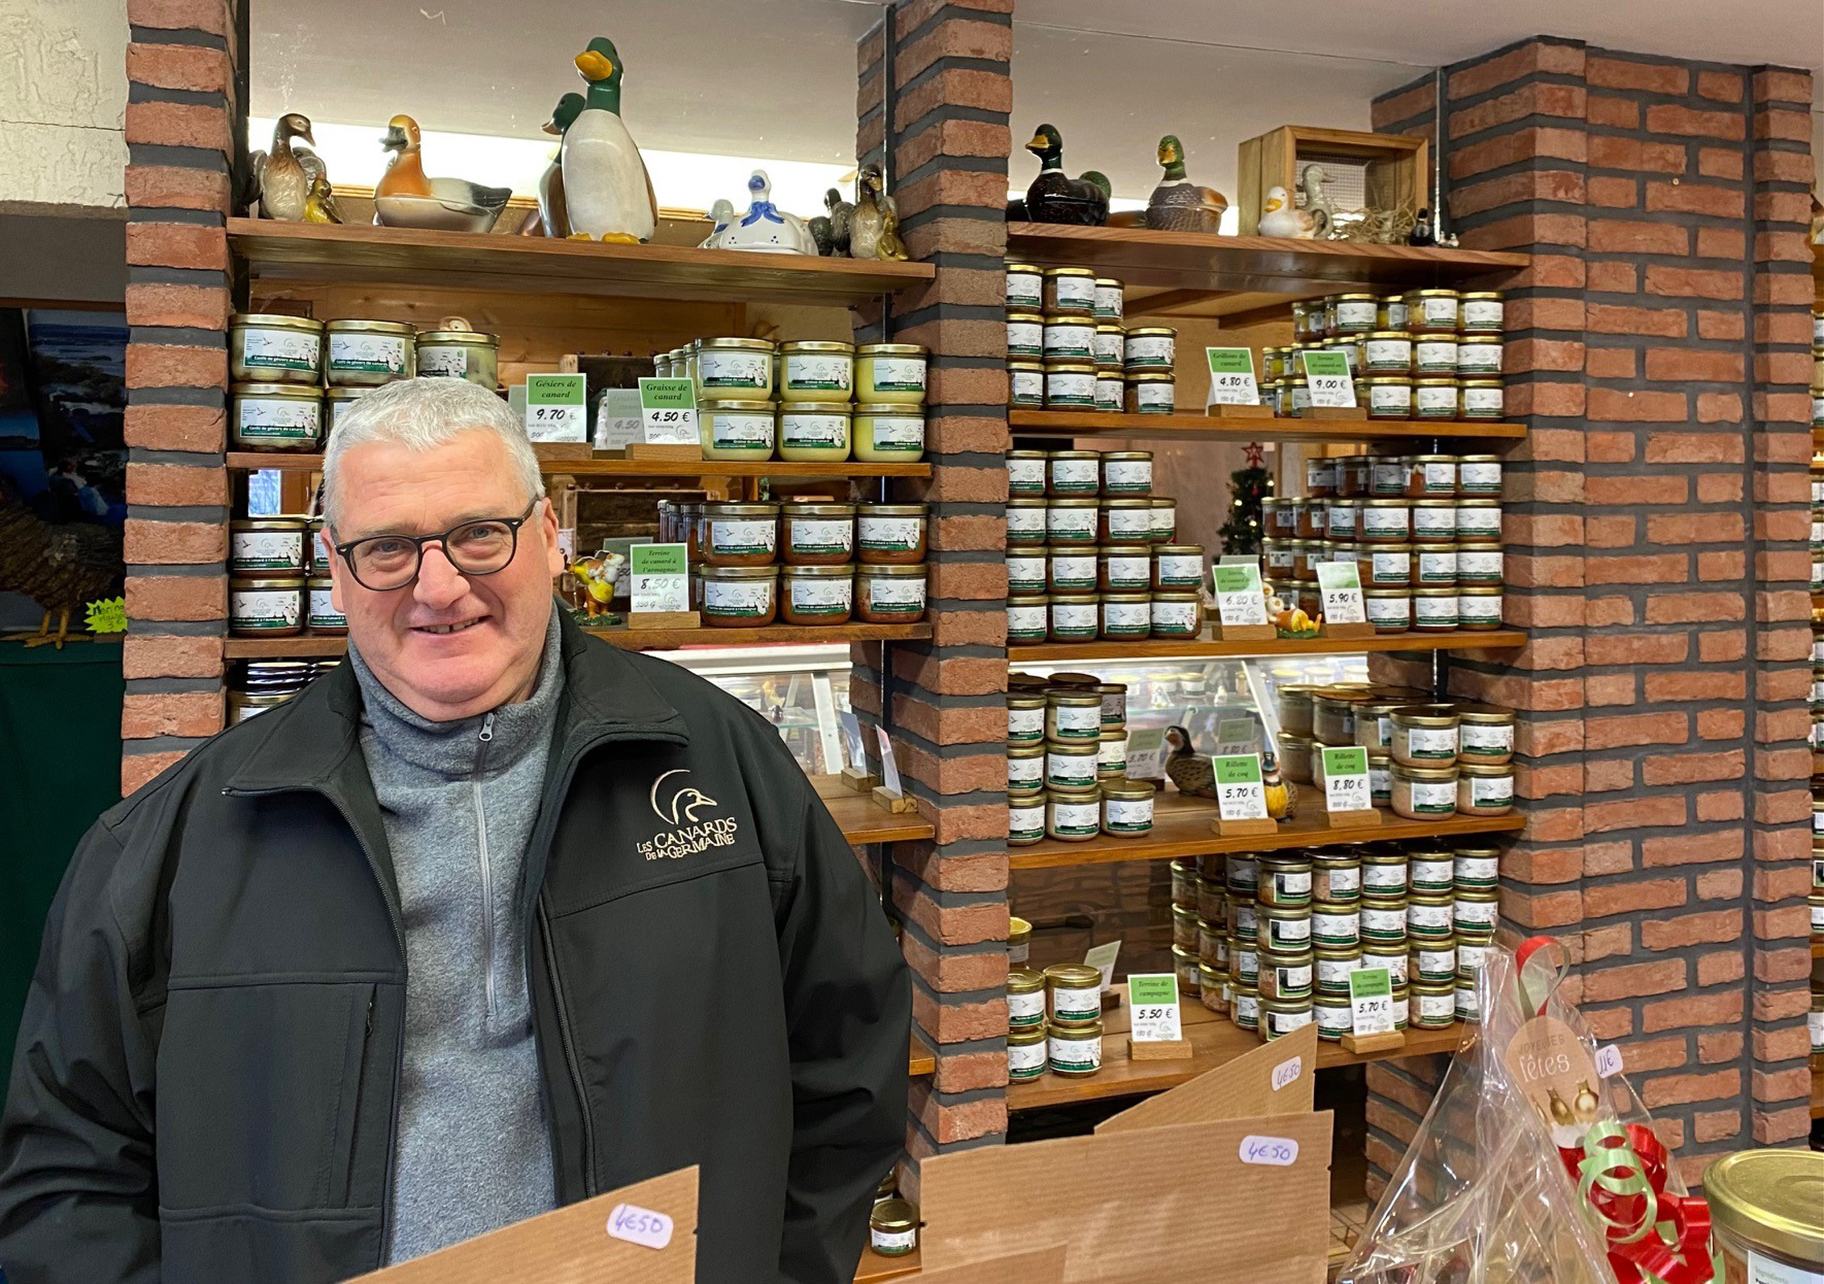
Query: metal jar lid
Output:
[[857, 503, 928, 517], [1046, 691, 1102, 707], [700, 565, 779, 580], [1391, 761, 1458, 782], [1044, 362, 1097, 375], [231, 574, 305, 588], [231, 516, 306, 532], [703, 399, 776, 414], [855, 564, 927, 578], [781, 564, 854, 579], [1042, 266, 1096, 278], [1124, 370, 1175, 383], [1099, 777, 1154, 800], [871, 1198, 918, 1234], [1045, 963, 1103, 989], [416, 329, 498, 345], [857, 342, 928, 357], [232, 382, 324, 400], [704, 502, 780, 518], [230, 313, 324, 333], [1007, 966, 1045, 995], [780, 401, 853, 416], [324, 318, 414, 338], [695, 335, 776, 352], [1457, 705, 1515, 725], [780, 502, 855, 517], [779, 339, 855, 354], [1126, 326, 1177, 338]]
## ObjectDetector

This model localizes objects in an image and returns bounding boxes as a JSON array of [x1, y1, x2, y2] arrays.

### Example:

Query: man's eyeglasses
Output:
[[332, 498, 541, 592]]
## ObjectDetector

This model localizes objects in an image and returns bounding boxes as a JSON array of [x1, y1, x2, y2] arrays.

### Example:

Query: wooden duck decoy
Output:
[[1163, 725, 1217, 799], [848, 164, 907, 261], [375, 115, 513, 232], [529, 93, 585, 238], [1258, 184, 1323, 239], [1023, 123, 1109, 225], [561, 36, 658, 243], [248, 113, 327, 221], [1144, 134, 1226, 233]]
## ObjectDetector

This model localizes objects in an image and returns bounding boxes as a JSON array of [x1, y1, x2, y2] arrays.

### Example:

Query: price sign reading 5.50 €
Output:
[[1212, 562, 1269, 628], [1204, 347, 1261, 407], [1127, 973, 1182, 1043], [1212, 753, 1268, 822], [1300, 348, 1357, 409], [1322, 746, 1372, 815]]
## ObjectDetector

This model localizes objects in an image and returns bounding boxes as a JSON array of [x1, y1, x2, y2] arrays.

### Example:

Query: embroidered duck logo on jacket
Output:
[[640, 769, 738, 860]]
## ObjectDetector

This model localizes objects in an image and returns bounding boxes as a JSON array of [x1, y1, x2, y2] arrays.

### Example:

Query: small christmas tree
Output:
[[1217, 441, 1273, 556]]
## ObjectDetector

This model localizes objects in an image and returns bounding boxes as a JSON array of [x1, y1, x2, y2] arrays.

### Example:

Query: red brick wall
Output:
[[1366, 38, 1814, 1191], [854, 0, 1015, 1187], [120, 0, 239, 793]]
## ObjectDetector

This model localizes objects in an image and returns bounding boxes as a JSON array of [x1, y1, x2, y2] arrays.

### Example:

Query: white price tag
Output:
[[1272, 1056, 1303, 1092], [1322, 746, 1373, 815], [637, 377, 699, 446], [1314, 561, 1366, 625], [1124, 727, 1169, 780], [1348, 966, 1396, 1036], [606, 1202, 674, 1250], [838, 710, 867, 775], [1204, 347, 1261, 408], [1212, 562, 1268, 627], [876, 727, 905, 796], [1239, 1135, 1301, 1167], [1300, 350, 1357, 409], [1212, 715, 1260, 760], [1212, 753, 1268, 822], [525, 372, 588, 443], [628, 543, 688, 614], [1084, 940, 1122, 992], [1595, 1044, 1623, 1079], [1126, 974, 1182, 1043]]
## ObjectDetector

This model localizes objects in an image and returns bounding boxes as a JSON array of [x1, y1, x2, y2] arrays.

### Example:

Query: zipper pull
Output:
[[479, 712, 495, 744]]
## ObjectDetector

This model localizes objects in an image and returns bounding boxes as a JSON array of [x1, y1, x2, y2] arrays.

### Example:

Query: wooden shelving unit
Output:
[[1007, 982, 1470, 1112], [226, 451, 933, 480], [1009, 629, 1525, 664], [1010, 792, 1524, 872], [223, 621, 932, 661], [854, 1247, 921, 1283], [811, 774, 935, 846], [1009, 409, 1527, 443]]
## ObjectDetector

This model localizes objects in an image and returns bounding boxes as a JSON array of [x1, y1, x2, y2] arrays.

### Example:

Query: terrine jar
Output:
[[1048, 1019, 1103, 1077], [1152, 545, 1204, 592], [1100, 498, 1156, 544], [1007, 450, 1047, 496], [229, 517, 307, 575], [1100, 778, 1155, 837], [777, 402, 852, 462], [1124, 372, 1176, 415], [1005, 261, 1043, 310], [1457, 762, 1514, 816], [232, 383, 323, 451], [1390, 705, 1460, 768], [1149, 498, 1177, 542], [780, 566, 854, 626], [416, 327, 499, 388], [1007, 743, 1045, 797], [1008, 551, 1047, 594], [1457, 455, 1503, 496], [1007, 693, 1046, 746], [870, 1200, 919, 1258], [1045, 962, 1103, 1023], [1123, 326, 1176, 371], [229, 575, 304, 636], [1101, 451, 1154, 495], [1150, 592, 1202, 640], [1008, 796, 1045, 848], [229, 313, 324, 384], [1009, 361, 1045, 408], [1047, 498, 1100, 547], [1099, 544, 1153, 592], [779, 340, 854, 401], [1048, 450, 1101, 496], [324, 319, 415, 386], [854, 565, 927, 624], [1045, 690, 1103, 744], [1044, 362, 1097, 409], [1042, 314, 1096, 363], [1006, 595, 1049, 644], [1042, 266, 1097, 316], [1007, 966, 1046, 1030], [1705, 1150, 1824, 1284], [1099, 593, 1151, 640], [701, 565, 779, 627], [1048, 547, 1097, 594], [1007, 498, 1047, 546], [699, 400, 777, 461], [1457, 705, 1515, 765], [1093, 277, 1124, 321], [1049, 593, 1098, 642], [780, 503, 855, 566], [703, 503, 780, 567], [1392, 763, 1459, 821], [856, 505, 928, 565]]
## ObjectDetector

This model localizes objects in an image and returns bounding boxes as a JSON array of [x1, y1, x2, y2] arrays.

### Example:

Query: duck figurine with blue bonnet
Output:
[[717, 170, 818, 254], [561, 36, 658, 243], [1022, 123, 1109, 225]]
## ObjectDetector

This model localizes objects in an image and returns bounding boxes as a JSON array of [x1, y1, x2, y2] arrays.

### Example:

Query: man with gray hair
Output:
[[0, 378, 910, 1284]]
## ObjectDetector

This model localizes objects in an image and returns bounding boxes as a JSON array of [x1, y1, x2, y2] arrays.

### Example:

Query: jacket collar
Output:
[[224, 609, 689, 795]]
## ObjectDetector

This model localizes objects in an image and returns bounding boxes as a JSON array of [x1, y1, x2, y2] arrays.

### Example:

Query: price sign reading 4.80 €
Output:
[[1300, 348, 1357, 409], [1348, 965, 1396, 1036], [1204, 347, 1261, 407], [637, 377, 699, 445], [1322, 746, 1372, 815], [1212, 753, 1268, 822], [1212, 562, 1269, 627], [1127, 973, 1182, 1043], [1314, 560, 1366, 625]]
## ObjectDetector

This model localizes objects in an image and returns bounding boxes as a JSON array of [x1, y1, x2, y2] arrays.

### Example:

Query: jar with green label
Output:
[[1232, 986, 1261, 1032], [1007, 594, 1049, 644], [1454, 975, 1481, 1024], [1411, 939, 1457, 985], [773, 401, 853, 461], [1258, 948, 1314, 1002], [1045, 690, 1103, 745], [1045, 963, 1104, 1025], [1454, 846, 1500, 891], [1199, 963, 1228, 1014], [1008, 550, 1047, 596], [1099, 592, 1151, 640], [1359, 895, 1409, 947], [1454, 888, 1500, 938], [230, 313, 325, 384], [1008, 795, 1045, 847], [1100, 778, 1152, 836], [1258, 904, 1313, 954], [1010, 361, 1045, 408], [869, 1198, 919, 1256], [1391, 705, 1460, 768], [1007, 1024, 1047, 1081], [1045, 740, 1099, 792], [229, 575, 304, 636], [1261, 996, 1314, 1042], [856, 343, 927, 406], [1457, 762, 1514, 816], [1363, 938, 1410, 984], [694, 337, 776, 400], [1406, 892, 1455, 942], [232, 383, 324, 451], [700, 400, 777, 461], [1008, 694, 1046, 747], [1048, 593, 1098, 642], [1048, 1019, 1102, 1076], [1007, 966, 1046, 1031], [1409, 981, 1455, 1030], [324, 318, 415, 386], [1314, 944, 1362, 995], [1007, 742, 1046, 797], [1229, 941, 1259, 987], [1393, 762, 1459, 820], [1150, 591, 1202, 639], [1408, 850, 1456, 895], [1226, 854, 1260, 898], [1231, 901, 1259, 948], [1360, 850, 1409, 897], [1258, 856, 1313, 909]]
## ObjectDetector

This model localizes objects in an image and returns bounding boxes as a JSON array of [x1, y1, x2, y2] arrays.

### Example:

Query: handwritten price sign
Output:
[[1127, 973, 1182, 1043], [629, 543, 688, 614], [606, 1202, 674, 1250], [1349, 965, 1395, 1036], [1321, 746, 1372, 815], [1213, 753, 1268, 821], [1205, 347, 1261, 407], [1314, 560, 1366, 625], [1300, 349, 1356, 409], [637, 377, 699, 445], [525, 373, 587, 442], [1239, 1135, 1301, 1167], [1213, 562, 1269, 627]]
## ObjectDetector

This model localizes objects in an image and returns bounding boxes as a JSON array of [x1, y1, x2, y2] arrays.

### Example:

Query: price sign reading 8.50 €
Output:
[[1300, 348, 1357, 409], [1127, 973, 1182, 1043], [1321, 745, 1372, 815], [1212, 753, 1268, 821], [1204, 347, 1261, 407]]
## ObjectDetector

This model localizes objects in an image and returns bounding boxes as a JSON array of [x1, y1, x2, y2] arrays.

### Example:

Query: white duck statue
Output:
[[718, 170, 818, 254], [561, 36, 658, 243], [699, 199, 736, 249], [1258, 184, 1323, 239], [374, 115, 513, 232]]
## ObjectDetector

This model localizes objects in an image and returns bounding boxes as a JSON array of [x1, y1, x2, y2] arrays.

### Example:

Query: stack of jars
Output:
[[227, 513, 343, 638], [1276, 683, 1516, 821], [1007, 671, 1154, 844], [1262, 288, 1505, 421], [661, 335, 929, 464], [1261, 451, 1505, 635], [1004, 449, 1206, 646], [1811, 308, 1823, 428], [1005, 264, 1179, 415], [1005, 961, 1107, 1082], [224, 657, 340, 724], [1812, 460, 1824, 596], [684, 501, 928, 629]]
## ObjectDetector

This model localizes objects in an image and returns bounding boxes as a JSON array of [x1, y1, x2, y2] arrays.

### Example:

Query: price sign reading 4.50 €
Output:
[[637, 377, 699, 446], [1204, 347, 1261, 407], [1212, 562, 1269, 627], [1212, 753, 1268, 822], [1300, 348, 1357, 409], [1127, 973, 1182, 1043], [1348, 965, 1396, 1036], [1314, 560, 1366, 625], [525, 372, 588, 443], [1322, 746, 1372, 815]]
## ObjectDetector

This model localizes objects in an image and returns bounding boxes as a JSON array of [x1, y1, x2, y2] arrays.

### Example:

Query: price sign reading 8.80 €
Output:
[[1321, 745, 1372, 815], [1204, 347, 1261, 407], [1212, 753, 1268, 821]]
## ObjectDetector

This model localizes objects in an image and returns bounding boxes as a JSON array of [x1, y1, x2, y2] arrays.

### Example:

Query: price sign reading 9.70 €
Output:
[[1212, 562, 1269, 627], [1127, 973, 1182, 1043], [1212, 753, 1268, 821], [637, 377, 699, 445], [525, 372, 588, 442], [1322, 746, 1372, 815], [1205, 347, 1261, 407], [1300, 348, 1357, 409]]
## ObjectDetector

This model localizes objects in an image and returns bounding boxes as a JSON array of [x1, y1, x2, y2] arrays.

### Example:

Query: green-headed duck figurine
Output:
[[561, 36, 658, 243], [1145, 134, 1227, 233], [1023, 124, 1109, 225], [530, 92, 586, 237]]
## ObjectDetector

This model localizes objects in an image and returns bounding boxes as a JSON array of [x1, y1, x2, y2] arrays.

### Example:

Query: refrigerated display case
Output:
[[649, 643, 854, 777]]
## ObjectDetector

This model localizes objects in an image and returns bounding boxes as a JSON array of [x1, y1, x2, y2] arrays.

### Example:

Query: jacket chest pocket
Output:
[[157, 980, 385, 1213]]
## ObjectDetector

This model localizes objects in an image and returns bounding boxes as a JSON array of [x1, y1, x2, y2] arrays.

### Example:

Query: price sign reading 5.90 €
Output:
[[1212, 562, 1269, 627], [637, 377, 699, 445], [1322, 745, 1372, 814], [1314, 560, 1366, 625], [1212, 753, 1268, 822], [1127, 973, 1182, 1043], [1300, 348, 1357, 409], [1204, 347, 1261, 407]]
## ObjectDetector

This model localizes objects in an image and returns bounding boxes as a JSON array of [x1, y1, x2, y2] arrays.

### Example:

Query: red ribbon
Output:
[[1558, 1121, 1716, 1284]]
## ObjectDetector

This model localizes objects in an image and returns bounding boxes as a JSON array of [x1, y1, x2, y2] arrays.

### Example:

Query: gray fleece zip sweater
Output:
[[350, 614, 562, 1263]]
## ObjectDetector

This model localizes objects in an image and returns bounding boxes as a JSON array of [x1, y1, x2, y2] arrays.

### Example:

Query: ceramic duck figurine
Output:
[[848, 165, 907, 261], [1262, 747, 1298, 821], [531, 93, 586, 238], [303, 171, 343, 224], [1408, 207, 1436, 247], [1163, 725, 1217, 799], [374, 115, 513, 232], [809, 186, 853, 256], [720, 170, 818, 254], [1144, 134, 1226, 233], [1023, 123, 1109, 225], [1258, 185, 1322, 239], [700, 200, 736, 249], [1299, 164, 1336, 236], [562, 36, 658, 243], [249, 113, 327, 221]]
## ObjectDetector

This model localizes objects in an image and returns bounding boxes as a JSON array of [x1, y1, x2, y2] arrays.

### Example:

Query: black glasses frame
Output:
[[331, 497, 542, 591]]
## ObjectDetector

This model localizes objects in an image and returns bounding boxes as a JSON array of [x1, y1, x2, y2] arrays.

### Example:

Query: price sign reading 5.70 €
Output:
[[1205, 347, 1261, 407], [1212, 562, 1269, 627], [1127, 973, 1182, 1043], [1300, 348, 1357, 409], [1322, 746, 1372, 815], [1348, 966, 1396, 1036], [1212, 753, 1268, 821]]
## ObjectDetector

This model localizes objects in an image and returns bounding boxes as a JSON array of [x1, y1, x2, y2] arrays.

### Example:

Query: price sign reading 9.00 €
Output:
[[1204, 347, 1261, 407], [1321, 745, 1372, 815], [1212, 753, 1268, 822], [1212, 562, 1269, 627], [637, 377, 699, 445], [1127, 973, 1182, 1043], [1300, 348, 1357, 409]]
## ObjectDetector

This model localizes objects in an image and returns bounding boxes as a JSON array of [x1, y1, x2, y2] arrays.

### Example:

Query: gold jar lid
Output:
[[1360, 375, 1413, 385], [1046, 691, 1102, 707], [780, 502, 856, 517], [1413, 377, 1460, 387], [232, 382, 324, 400], [1093, 276, 1122, 289], [781, 400, 853, 416], [1412, 586, 1461, 597], [704, 502, 780, 517], [1458, 334, 1504, 344], [1391, 761, 1458, 781], [1099, 777, 1155, 800], [231, 574, 305, 588], [1125, 326, 1177, 338], [1459, 585, 1503, 595], [1103, 450, 1153, 462], [1008, 693, 1047, 710], [1007, 966, 1045, 994], [780, 339, 855, 354], [781, 565, 854, 579], [857, 503, 928, 517], [696, 335, 776, 352], [1008, 741, 1046, 760], [1009, 449, 1047, 460], [1460, 379, 1504, 389], [700, 565, 779, 581], [1152, 590, 1200, 601], [1391, 703, 1459, 726], [1006, 260, 1041, 273], [1125, 370, 1174, 384], [1404, 288, 1461, 299], [417, 328, 498, 345], [1009, 360, 1047, 374], [857, 342, 928, 357], [856, 563, 927, 578], [230, 313, 325, 333], [1335, 292, 1376, 302], [1042, 266, 1096, 279], [1042, 313, 1095, 325], [1153, 543, 1204, 556], [1101, 591, 1151, 603], [1457, 762, 1511, 779], [1363, 329, 1412, 341], [324, 318, 413, 337], [231, 516, 307, 532], [1044, 363, 1097, 374], [1047, 449, 1098, 460], [701, 398, 775, 414], [1045, 963, 1103, 989], [1046, 739, 1098, 757], [1460, 291, 1505, 301], [1007, 594, 1051, 607], [871, 1198, 918, 1234], [1098, 542, 1152, 556], [1102, 497, 1154, 509], [1459, 453, 1502, 463], [1007, 1024, 1046, 1047], [1050, 497, 1101, 509], [306, 574, 334, 590], [1454, 844, 1501, 857]]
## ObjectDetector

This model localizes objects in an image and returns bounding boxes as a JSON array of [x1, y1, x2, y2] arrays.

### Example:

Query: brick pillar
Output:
[[119, 0, 238, 793], [1362, 38, 1814, 1195], [856, 0, 1014, 1193]]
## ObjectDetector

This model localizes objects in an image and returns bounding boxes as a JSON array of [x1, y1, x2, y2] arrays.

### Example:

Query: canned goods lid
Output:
[[1008, 966, 1045, 993], [1124, 371, 1175, 383], [700, 565, 779, 580], [1045, 963, 1104, 990], [780, 502, 856, 517], [1049, 1019, 1104, 1039], [1126, 326, 1177, 338], [1390, 705, 1460, 727], [1042, 266, 1097, 278], [1042, 313, 1096, 326], [702, 399, 775, 413], [1007, 595, 1051, 607], [323, 318, 414, 336], [1008, 361, 1048, 373], [1007, 1025, 1046, 1046], [781, 565, 854, 580], [1363, 330, 1413, 340], [1460, 291, 1505, 301], [780, 339, 856, 353], [418, 329, 499, 345], [231, 517, 307, 531], [1392, 762, 1459, 781], [857, 504, 928, 517], [1046, 691, 1103, 706], [857, 343, 928, 356], [1099, 778, 1154, 800], [232, 382, 325, 399], [231, 575, 306, 587], [1404, 289, 1462, 298], [705, 502, 781, 517], [231, 313, 325, 333], [781, 401, 853, 415]]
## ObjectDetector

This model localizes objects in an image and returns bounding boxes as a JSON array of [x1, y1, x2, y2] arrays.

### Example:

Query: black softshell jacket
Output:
[[0, 613, 910, 1283]]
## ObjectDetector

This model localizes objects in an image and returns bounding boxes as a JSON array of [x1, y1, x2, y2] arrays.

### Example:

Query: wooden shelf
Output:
[[225, 451, 932, 479], [1010, 791, 1523, 871], [1008, 983, 1469, 1111], [811, 774, 935, 846], [228, 217, 933, 306], [1009, 409, 1525, 442], [908, 1034, 937, 1079], [223, 621, 930, 660], [1814, 1065, 1824, 1120], [1009, 628, 1525, 664], [854, 1247, 921, 1282]]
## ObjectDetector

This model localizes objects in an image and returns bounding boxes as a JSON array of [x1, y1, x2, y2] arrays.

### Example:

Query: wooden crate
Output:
[[1236, 125, 1429, 236]]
